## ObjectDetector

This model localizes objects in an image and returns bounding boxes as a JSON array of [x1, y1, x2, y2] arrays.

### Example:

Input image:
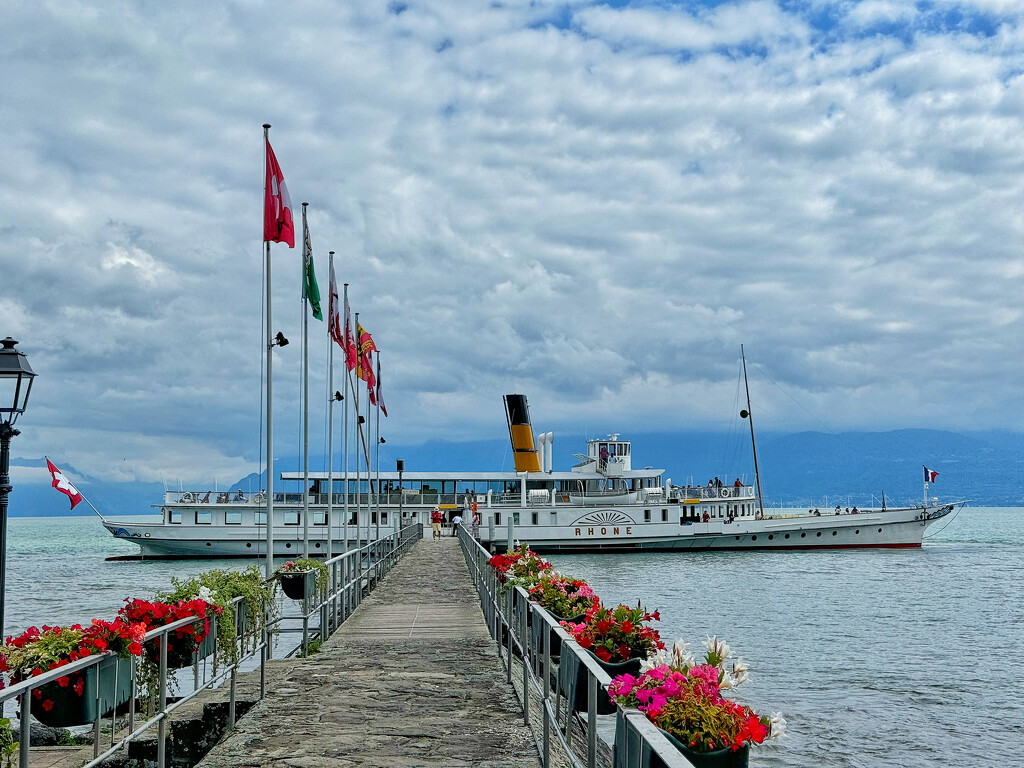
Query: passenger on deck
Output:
[[734, 478, 743, 487]]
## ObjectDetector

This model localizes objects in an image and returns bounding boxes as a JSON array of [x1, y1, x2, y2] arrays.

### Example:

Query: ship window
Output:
[[784, 533, 790, 539], [531, 513, 538, 525], [751, 535, 757, 541], [255, 512, 267, 526], [816, 531, 822, 537], [855, 529, 860, 534], [800, 532, 806, 538], [644, 509, 651, 522], [495, 513, 501, 526], [169, 510, 182, 524], [225, 511, 242, 525], [284, 511, 300, 526], [313, 512, 327, 526], [768, 535, 774, 540], [661, 509, 668, 521], [832, 530, 838, 536], [381, 512, 388, 525], [195, 511, 212, 525]]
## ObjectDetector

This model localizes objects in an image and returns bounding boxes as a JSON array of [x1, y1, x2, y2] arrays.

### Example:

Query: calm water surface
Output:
[[5, 507, 1022, 766], [549, 506, 1022, 768]]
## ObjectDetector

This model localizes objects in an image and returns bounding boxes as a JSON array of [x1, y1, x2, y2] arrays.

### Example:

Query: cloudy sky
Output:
[[3, 0, 1023, 490]]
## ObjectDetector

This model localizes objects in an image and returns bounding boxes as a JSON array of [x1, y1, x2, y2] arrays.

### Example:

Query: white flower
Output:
[[640, 648, 671, 672], [671, 640, 695, 670], [703, 636, 732, 663], [196, 586, 217, 604], [768, 712, 787, 740], [731, 658, 749, 686]]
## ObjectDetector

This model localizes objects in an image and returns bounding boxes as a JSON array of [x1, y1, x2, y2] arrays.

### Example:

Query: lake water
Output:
[[549, 506, 1022, 768], [4, 507, 1021, 766]]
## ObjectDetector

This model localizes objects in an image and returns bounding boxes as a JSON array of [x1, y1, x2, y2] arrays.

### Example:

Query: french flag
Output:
[[924, 466, 939, 483]]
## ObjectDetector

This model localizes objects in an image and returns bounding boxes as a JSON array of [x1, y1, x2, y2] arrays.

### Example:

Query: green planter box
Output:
[[32, 655, 133, 728]]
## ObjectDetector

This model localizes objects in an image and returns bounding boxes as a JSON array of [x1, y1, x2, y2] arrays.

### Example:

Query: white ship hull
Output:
[[102, 501, 960, 558]]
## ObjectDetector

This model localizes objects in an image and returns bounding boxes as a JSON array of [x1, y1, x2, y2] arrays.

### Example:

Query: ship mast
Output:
[[739, 345, 765, 520]]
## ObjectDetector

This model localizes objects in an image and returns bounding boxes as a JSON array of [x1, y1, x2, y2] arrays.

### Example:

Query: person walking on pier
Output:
[[431, 507, 443, 540], [452, 513, 462, 537]]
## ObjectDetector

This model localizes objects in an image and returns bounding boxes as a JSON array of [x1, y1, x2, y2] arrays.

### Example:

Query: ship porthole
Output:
[[877, 528, 882, 533], [315, 543, 321, 548], [832, 531, 838, 536], [767, 535, 773, 540], [735, 536, 740, 541], [816, 531, 822, 537], [751, 535, 757, 541], [855, 529, 860, 534], [206, 542, 211, 547], [144, 533, 151, 538], [800, 532, 806, 538], [286, 543, 292, 549], [246, 543, 252, 548], [784, 533, 790, 539]]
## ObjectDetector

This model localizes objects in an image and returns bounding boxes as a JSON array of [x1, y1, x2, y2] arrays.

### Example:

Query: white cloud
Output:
[[1, 0, 1023, 484]]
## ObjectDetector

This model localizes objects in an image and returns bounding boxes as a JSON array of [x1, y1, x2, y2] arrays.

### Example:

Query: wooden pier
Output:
[[197, 536, 541, 767]]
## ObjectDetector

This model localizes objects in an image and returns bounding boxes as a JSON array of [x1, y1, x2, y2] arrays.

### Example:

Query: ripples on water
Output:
[[6, 507, 1022, 767]]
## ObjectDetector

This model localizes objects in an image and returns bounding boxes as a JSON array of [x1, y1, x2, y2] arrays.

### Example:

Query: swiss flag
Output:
[[264, 137, 295, 247], [46, 458, 83, 510]]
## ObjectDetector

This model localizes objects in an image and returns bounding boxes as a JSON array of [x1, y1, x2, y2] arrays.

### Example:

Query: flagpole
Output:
[[355, 311, 362, 552], [301, 203, 311, 558], [327, 252, 336, 562], [263, 123, 275, 581], [343, 284, 351, 556], [375, 352, 381, 544]]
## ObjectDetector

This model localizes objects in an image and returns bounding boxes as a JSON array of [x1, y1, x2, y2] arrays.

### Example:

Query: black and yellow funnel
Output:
[[504, 394, 542, 473]]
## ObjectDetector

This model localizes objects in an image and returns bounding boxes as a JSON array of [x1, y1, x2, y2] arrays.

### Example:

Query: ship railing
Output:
[[457, 525, 696, 768], [0, 597, 264, 768], [671, 485, 755, 502], [266, 522, 423, 658]]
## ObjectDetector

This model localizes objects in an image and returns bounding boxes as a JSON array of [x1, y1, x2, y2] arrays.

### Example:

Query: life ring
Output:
[[720, 488, 732, 498], [179, 492, 196, 503]]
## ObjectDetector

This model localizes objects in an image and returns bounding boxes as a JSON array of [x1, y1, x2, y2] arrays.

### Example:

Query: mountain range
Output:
[[9, 428, 1023, 517]]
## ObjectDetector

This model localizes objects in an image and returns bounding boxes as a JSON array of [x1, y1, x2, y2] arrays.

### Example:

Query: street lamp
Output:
[[0, 337, 36, 642]]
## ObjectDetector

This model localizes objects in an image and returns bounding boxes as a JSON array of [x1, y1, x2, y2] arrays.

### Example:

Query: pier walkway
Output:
[[198, 536, 541, 767]]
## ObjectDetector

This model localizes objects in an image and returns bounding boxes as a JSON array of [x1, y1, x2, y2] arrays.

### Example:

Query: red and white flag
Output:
[[376, 356, 387, 417], [328, 259, 344, 349], [264, 137, 295, 247], [46, 458, 83, 510], [343, 292, 358, 372]]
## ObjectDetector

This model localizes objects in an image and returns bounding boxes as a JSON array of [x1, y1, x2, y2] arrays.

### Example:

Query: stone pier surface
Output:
[[198, 537, 540, 768]]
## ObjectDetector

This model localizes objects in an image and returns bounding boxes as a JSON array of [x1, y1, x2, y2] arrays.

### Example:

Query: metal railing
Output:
[[2, 523, 422, 768], [0, 596, 264, 768], [456, 527, 694, 768], [269, 520, 423, 656]]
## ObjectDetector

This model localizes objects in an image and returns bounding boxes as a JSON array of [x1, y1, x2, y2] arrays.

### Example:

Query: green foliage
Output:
[[300, 639, 322, 657], [157, 566, 276, 667], [0, 718, 17, 768]]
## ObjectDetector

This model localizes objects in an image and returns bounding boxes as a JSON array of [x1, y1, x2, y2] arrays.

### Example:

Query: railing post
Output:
[[542, 617, 551, 768], [19, 689, 30, 768], [260, 623, 267, 700], [521, 593, 529, 726], [158, 632, 169, 768], [587, 670, 597, 768], [506, 588, 513, 683]]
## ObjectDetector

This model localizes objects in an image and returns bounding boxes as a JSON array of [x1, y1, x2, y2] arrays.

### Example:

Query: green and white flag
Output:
[[301, 206, 322, 320]]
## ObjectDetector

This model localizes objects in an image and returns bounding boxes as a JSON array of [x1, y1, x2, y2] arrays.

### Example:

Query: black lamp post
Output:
[[0, 337, 36, 643]]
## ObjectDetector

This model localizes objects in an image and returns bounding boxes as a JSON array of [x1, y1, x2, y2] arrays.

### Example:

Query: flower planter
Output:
[[279, 570, 318, 601], [614, 714, 750, 768], [652, 729, 750, 768], [145, 629, 216, 670], [31, 655, 133, 728], [548, 611, 584, 657], [560, 650, 641, 715]]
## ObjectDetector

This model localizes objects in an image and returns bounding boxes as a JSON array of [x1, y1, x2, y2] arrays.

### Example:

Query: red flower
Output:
[[41, 699, 54, 712], [73, 678, 85, 696], [57, 676, 70, 688], [593, 647, 613, 662]]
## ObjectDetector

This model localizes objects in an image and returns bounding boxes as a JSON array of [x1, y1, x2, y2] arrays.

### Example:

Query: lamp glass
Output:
[[0, 371, 33, 420]]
